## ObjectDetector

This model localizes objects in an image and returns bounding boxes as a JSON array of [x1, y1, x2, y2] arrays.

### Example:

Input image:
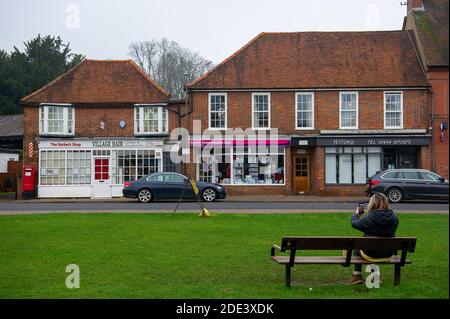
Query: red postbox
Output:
[[23, 166, 36, 199]]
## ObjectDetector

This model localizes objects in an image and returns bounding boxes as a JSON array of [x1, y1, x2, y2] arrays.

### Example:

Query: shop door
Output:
[[92, 158, 111, 198], [294, 155, 310, 194]]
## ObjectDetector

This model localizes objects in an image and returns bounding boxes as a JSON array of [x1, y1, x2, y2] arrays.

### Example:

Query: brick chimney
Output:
[[407, 0, 424, 13]]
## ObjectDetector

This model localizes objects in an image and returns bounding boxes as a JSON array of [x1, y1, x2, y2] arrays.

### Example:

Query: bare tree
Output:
[[129, 39, 214, 98]]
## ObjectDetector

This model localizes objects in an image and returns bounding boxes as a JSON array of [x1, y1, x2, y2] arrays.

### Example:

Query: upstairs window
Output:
[[339, 92, 358, 129], [252, 93, 270, 129], [208, 93, 227, 129], [384, 92, 403, 129], [39, 105, 74, 135], [135, 105, 168, 134], [296, 93, 314, 129]]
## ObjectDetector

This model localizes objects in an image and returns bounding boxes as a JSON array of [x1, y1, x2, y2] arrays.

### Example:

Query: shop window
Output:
[[209, 93, 227, 129], [383, 147, 417, 169], [339, 92, 358, 129], [163, 151, 180, 173], [233, 154, 284, 185], [39, 105, 74, 135], [135, 105, 168, 134], [111, 150, 160, 184], [39, 150, 66, 185], [198, 159, 214, 183], [196, 146, 231, 184], [67, 151, 91, 185], [384, 92, 403, 129], [196, 145, 285, 185], [325, 147, 382, 184], [296, 93, 314, 129], [137, 150, 159, 179], [252, 93, 270, 129]]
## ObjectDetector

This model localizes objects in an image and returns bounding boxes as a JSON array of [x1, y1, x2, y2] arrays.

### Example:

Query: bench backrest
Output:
[[280, 236, 417, 253]]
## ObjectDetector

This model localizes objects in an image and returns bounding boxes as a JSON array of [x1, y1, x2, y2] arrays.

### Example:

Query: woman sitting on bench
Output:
[[350, 193, 399, 285]]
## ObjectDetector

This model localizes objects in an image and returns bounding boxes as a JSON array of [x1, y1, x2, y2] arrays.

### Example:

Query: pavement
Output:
[[6, 195, 369, 204], [0, 196, 448, 215]]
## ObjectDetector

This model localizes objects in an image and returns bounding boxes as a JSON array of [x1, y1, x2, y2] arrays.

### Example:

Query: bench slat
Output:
[[281, 237, 416, 252], [272, 256, 412, 265]]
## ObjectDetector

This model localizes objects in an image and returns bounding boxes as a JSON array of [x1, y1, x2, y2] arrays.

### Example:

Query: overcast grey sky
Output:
[[0, 0, 408, 64]]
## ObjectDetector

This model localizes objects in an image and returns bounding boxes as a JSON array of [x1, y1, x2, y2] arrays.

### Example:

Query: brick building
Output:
[[21, 59, 181, 198], [185, 31, 432, 196], [404, 0, 449, 178]]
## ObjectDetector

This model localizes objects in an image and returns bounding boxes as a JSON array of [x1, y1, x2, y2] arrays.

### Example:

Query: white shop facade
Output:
[[37, 138, 179, 198]]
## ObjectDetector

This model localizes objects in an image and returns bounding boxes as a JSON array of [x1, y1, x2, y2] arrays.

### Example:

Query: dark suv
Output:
[[367, 169, 449, 203]]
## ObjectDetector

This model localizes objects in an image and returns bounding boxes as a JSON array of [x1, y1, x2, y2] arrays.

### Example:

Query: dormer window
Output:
[[134, 105, 168, 135], [39, 104, 74, 135]]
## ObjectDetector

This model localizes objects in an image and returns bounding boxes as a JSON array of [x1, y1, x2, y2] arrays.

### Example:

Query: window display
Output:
[[196, 145, 285, 185]]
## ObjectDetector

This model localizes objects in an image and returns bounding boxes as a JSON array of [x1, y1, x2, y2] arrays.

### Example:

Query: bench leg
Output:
[[394, 265, 401, 286], [285, 265, 292, 288]]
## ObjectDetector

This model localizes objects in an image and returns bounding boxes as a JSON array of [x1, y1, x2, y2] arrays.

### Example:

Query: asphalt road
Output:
[[0, 200, 448, 214]]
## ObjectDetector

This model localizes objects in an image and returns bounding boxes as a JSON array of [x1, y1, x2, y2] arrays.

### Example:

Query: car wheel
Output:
[[387, 188, 403, 203], [202, 188, 216, 202], [137, 189, 153, 203]]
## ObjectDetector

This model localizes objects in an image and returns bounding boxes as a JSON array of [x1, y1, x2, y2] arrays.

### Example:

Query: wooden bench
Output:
[[271, 236, 417, 287]]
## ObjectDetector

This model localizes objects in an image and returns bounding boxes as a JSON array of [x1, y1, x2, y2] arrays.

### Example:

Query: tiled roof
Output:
[[411, 0, 449, 67], [0, 114, 23, 137], [21, 59, 170, 104], [189, 31, 429, 90]]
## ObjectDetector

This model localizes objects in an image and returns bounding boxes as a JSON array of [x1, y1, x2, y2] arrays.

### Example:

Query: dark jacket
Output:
[[351, 209, 399, 258]]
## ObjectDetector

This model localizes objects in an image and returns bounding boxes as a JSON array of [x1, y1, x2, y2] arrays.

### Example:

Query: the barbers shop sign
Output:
[[317, 135, 431, 146], [40, 139, 161, 149]]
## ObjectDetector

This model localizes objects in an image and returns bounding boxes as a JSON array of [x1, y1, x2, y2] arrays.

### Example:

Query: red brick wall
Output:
[[23, 103, 181, 169], [23, 106, 39, 169], [428, 68, 449, 178], [187, 89, 431, 196], [190, 89, 429, 132]]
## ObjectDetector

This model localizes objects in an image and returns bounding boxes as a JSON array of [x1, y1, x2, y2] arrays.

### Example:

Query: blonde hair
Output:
[[367, 193, 390, 211]]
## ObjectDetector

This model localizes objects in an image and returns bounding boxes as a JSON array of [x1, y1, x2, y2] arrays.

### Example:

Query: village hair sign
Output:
[[39, 139, 163, 149], [316, 135, 431, 146]]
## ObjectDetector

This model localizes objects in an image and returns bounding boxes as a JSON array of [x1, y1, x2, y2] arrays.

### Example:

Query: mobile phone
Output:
[[357, 203, 365, 215]]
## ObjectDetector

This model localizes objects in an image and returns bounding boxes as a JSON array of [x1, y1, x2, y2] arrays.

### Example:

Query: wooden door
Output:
[[294, 155, 310, 194]]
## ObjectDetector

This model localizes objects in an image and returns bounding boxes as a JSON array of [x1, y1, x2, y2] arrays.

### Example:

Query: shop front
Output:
[[190, 137, 291, 195], [291, 134, 432, 196], [37, 138, 179, 198]]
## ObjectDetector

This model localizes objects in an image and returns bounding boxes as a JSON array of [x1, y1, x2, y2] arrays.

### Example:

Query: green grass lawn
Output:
[[0, 213, 448, 299]]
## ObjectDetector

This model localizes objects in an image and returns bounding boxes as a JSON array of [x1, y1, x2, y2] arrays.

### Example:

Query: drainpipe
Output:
[[430, 89, 436, 172], [183, 72, 189, 175]]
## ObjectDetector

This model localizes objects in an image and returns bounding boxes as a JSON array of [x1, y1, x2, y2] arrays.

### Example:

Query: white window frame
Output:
[[208, 93, 227, 130], [134, 104, 169, 135], [39, 104, 75, 136], [295, 92, 314, 130], [384, 91, 403, 129], [251, 92, 271, 130], [339, 92, 359, 129]]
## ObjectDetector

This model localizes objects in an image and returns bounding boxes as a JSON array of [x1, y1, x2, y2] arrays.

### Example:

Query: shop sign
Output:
[[290, 137, 316, 147], [316, 136, 431, 146], [39, 139, 163, 149]]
